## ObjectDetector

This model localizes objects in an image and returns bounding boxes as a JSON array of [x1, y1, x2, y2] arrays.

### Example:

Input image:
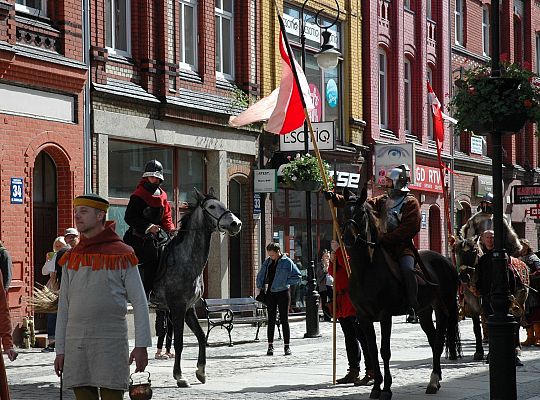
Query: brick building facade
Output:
[[451, 0, 540, 248], [0, 0, 87, 339], [88, 0, 261, 299], [362, 0, 451, 252]]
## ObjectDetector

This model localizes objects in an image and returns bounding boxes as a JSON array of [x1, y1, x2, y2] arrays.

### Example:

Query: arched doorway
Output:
[[456, 202, 472, 236], [429, 205, 442, 253], [32, 151, 58, 331], [229, 178, 244, 298]]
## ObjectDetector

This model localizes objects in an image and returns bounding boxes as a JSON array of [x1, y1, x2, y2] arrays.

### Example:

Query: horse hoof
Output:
[[425, 384, 440, 394], [473, 352, 484, 361], [369, 388, 381, 399], [176, 378, 190, 388], [380, 390, 392, 400], [196, 364, 206, 384]]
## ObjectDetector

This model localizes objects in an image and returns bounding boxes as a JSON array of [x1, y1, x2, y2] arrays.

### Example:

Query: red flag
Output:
[[229, 31, 313, 134], [427, 81, 445, 157]]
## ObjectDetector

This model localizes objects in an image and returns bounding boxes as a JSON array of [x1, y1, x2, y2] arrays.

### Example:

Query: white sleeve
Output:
[[54, 265, 70, 355], [124, 265, 152, 348], [41, 255, 56, 275]]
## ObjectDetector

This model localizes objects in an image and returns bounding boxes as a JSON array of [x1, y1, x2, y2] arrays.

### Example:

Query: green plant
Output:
[[450, 59, 540, 134], [282, 153, 333, 189]]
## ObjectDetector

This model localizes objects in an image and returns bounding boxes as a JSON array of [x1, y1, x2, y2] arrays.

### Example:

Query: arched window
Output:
[[455, 201, 472, 235], [379, 49, 388, 128]]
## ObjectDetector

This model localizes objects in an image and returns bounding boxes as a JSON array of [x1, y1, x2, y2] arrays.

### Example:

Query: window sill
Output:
[[380, 128, 397, 139], [216, 76, 235, 91], [107, 52, 134, 65], [15, 14, 57, 33], [179, 69, 203, 84], [405, 134, 421, 144]]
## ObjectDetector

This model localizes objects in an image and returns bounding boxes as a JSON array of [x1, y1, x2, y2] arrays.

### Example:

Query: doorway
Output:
[[429, 205, 442, 253], [229, 179, 243, 298]]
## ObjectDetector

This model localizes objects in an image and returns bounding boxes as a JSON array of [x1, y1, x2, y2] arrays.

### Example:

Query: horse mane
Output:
[[174, 194, 218, 244], [363, 201, 381, 240]]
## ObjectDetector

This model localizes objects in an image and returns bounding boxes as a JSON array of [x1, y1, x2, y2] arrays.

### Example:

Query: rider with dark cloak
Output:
[[326, 164, 422, 318]]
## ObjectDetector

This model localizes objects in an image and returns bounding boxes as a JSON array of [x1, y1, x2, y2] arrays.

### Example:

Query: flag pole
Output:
[[275, 11, 351, 277]]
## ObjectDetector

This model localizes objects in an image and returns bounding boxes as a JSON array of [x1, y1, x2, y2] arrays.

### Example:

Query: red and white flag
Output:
[[427, 81, 457, 154], [229, 31, 313, 134]]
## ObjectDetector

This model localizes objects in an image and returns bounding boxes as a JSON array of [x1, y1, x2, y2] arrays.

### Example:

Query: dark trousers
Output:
[[267, 289, 290, 345], [339, 316, 374, 372], [47, 313, 57, 341], [156, 309, 173, 351], [320, 288, 332, 320], [482, 296, 520, 349]]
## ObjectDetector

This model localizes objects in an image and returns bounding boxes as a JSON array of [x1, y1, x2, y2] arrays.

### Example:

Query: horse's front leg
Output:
[[358, 319, 382, 399], [379, 316, 393, 400], [170, 305, 188, 387], [472, 314, 484, 360], [185, 305, 206, 383], [423, 309, 446, 394]]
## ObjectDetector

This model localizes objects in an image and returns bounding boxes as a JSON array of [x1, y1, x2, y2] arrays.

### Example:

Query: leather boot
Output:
[[404, 271, 419, 311], [521, 326, 535, 347], [534, 323, 540, 347], [336, 368, 359, 384]]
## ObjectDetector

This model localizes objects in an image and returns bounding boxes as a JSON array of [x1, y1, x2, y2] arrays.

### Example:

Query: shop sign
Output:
[[527, 206, 540, 217], [279, 121, 335, 151], [254, 169, 277, 193], [470, 136, 484, 155], [330, 171, 360, 189], [475, 175, 493, 197], [513, 185, 540, 204], [283, 10, 340, 49], [409, 165, 443, 193], [10, 178, 23, 204], [374, 143, 416, 185]]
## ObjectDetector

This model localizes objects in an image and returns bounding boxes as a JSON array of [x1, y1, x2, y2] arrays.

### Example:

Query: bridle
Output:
[[200, 197, 234, 233], [341, 203, 377, 247]]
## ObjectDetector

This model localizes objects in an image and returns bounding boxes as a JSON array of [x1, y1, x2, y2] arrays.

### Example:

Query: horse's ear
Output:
[[359, 185, 368, 204], [208, 187, 216, 197], [193, 187, 205, 202]]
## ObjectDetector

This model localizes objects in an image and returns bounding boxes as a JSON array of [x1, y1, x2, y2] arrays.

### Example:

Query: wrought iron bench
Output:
[[202, 297, 281, 347]]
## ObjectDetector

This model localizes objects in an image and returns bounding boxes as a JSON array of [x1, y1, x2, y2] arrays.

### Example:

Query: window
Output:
[[482, 5, 490, 56], [179, 0, 198, 71], [15, 0, 47, 16], [536, 32, 540, 74], [426, 0, 432, 19], [215, 0, 234, 79], [379, 49, 388, 128], [455, 0, 463, 45], [427, 67, 434, 140], [404, 0, 411, 9], [404, 59, 412, 133], [105, 0, 131, 55]]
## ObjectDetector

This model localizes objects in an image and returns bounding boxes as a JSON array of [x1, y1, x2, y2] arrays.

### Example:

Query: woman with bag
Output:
[[41, 236, 67, 352], [256, 242, 301, 356]]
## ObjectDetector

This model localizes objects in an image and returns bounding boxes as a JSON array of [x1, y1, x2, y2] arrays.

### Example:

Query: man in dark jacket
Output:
[[0, 241, 12, 291]]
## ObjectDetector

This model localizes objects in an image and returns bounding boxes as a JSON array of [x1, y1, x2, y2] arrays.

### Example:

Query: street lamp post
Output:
[[488, 2, 517, 399], [298, 0, 341, 338]]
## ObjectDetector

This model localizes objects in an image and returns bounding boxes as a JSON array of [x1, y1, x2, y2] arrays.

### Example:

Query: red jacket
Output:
[[328, 247, 357, 319]]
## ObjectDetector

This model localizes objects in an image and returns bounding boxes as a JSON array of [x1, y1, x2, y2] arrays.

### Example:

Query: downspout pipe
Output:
[[83, 0, 92, 192]]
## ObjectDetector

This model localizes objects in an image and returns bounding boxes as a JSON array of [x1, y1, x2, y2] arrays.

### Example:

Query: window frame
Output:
[[536, 32, 540, 74], [215, 0, 235, 80], [482, 5, 490, 56], [455, 0, 463, 46], [427, 67, 434, 140], [15, 0, 47, 16], [404, 58, 412, 134], [379, 48, 388, 129], [179, 0, 198, 71], [105, 0, 132, 57]]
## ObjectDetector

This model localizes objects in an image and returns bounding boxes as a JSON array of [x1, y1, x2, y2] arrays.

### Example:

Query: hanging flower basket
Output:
[[281, 153, 333, 192], [451, 59, 540, 136]]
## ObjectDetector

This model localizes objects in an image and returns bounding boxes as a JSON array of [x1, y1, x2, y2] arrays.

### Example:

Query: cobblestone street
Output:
[[5, 317, 540, 399]]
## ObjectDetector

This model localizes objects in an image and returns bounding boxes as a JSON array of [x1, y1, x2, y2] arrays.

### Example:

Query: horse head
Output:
[[454, 236, 481, 283], [194, 188, 242, 236], [341, 186, 378, 250]]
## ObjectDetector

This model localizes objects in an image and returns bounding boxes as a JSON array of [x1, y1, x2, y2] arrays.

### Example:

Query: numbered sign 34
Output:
[[10, 178, 23, 204]]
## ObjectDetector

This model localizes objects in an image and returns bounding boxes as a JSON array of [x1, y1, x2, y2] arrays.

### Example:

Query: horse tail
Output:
[[445, 293, 462, 360]]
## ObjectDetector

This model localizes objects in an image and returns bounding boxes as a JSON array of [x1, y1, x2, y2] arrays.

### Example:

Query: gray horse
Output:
[[153, 188, 242, 387]]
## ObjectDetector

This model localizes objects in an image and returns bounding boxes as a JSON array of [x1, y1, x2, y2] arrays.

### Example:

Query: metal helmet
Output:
[[478, 192, 493, 213], [387, 164, 411, 192], [142, 160, 164, 181]]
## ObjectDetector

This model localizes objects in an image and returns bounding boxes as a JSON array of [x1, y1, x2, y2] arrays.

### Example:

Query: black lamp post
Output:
[[488, 2, 517, 398], [298, 0, 341, 338]]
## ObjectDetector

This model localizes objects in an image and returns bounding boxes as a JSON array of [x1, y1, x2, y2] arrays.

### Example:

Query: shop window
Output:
[[284, 5, 344, 142], [179, 0, 198, 71], [215, 0, 234, 79], [105, 0, 131, 56], [15, 0, 47, 16], [177, 149, 205, 202]]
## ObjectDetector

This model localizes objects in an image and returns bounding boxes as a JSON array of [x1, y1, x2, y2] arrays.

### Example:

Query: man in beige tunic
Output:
[[54, 194, 152, 400]]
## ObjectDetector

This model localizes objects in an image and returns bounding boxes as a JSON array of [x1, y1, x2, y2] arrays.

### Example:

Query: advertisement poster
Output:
[[374, 143, 416, 186]]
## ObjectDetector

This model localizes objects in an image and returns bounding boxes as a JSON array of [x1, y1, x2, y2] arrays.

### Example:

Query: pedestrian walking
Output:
[[54, 194, 152, 400], [316, 250, 332, 322], [0, 270, 17, 400], [0, 241, 12, 291], [519, 239, 540, 347], [256, 242, 301, 356]]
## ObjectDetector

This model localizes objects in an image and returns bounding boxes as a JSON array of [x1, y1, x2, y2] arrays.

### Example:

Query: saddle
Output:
[[381, 247, 438, 287]]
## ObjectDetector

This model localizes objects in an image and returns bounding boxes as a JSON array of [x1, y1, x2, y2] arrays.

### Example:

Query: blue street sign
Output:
[[10, 178, 23, 204], [253, 193, 261, 214]]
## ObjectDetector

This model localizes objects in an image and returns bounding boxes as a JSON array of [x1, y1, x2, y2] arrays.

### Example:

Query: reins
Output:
[[342, 218, 377, 247]]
